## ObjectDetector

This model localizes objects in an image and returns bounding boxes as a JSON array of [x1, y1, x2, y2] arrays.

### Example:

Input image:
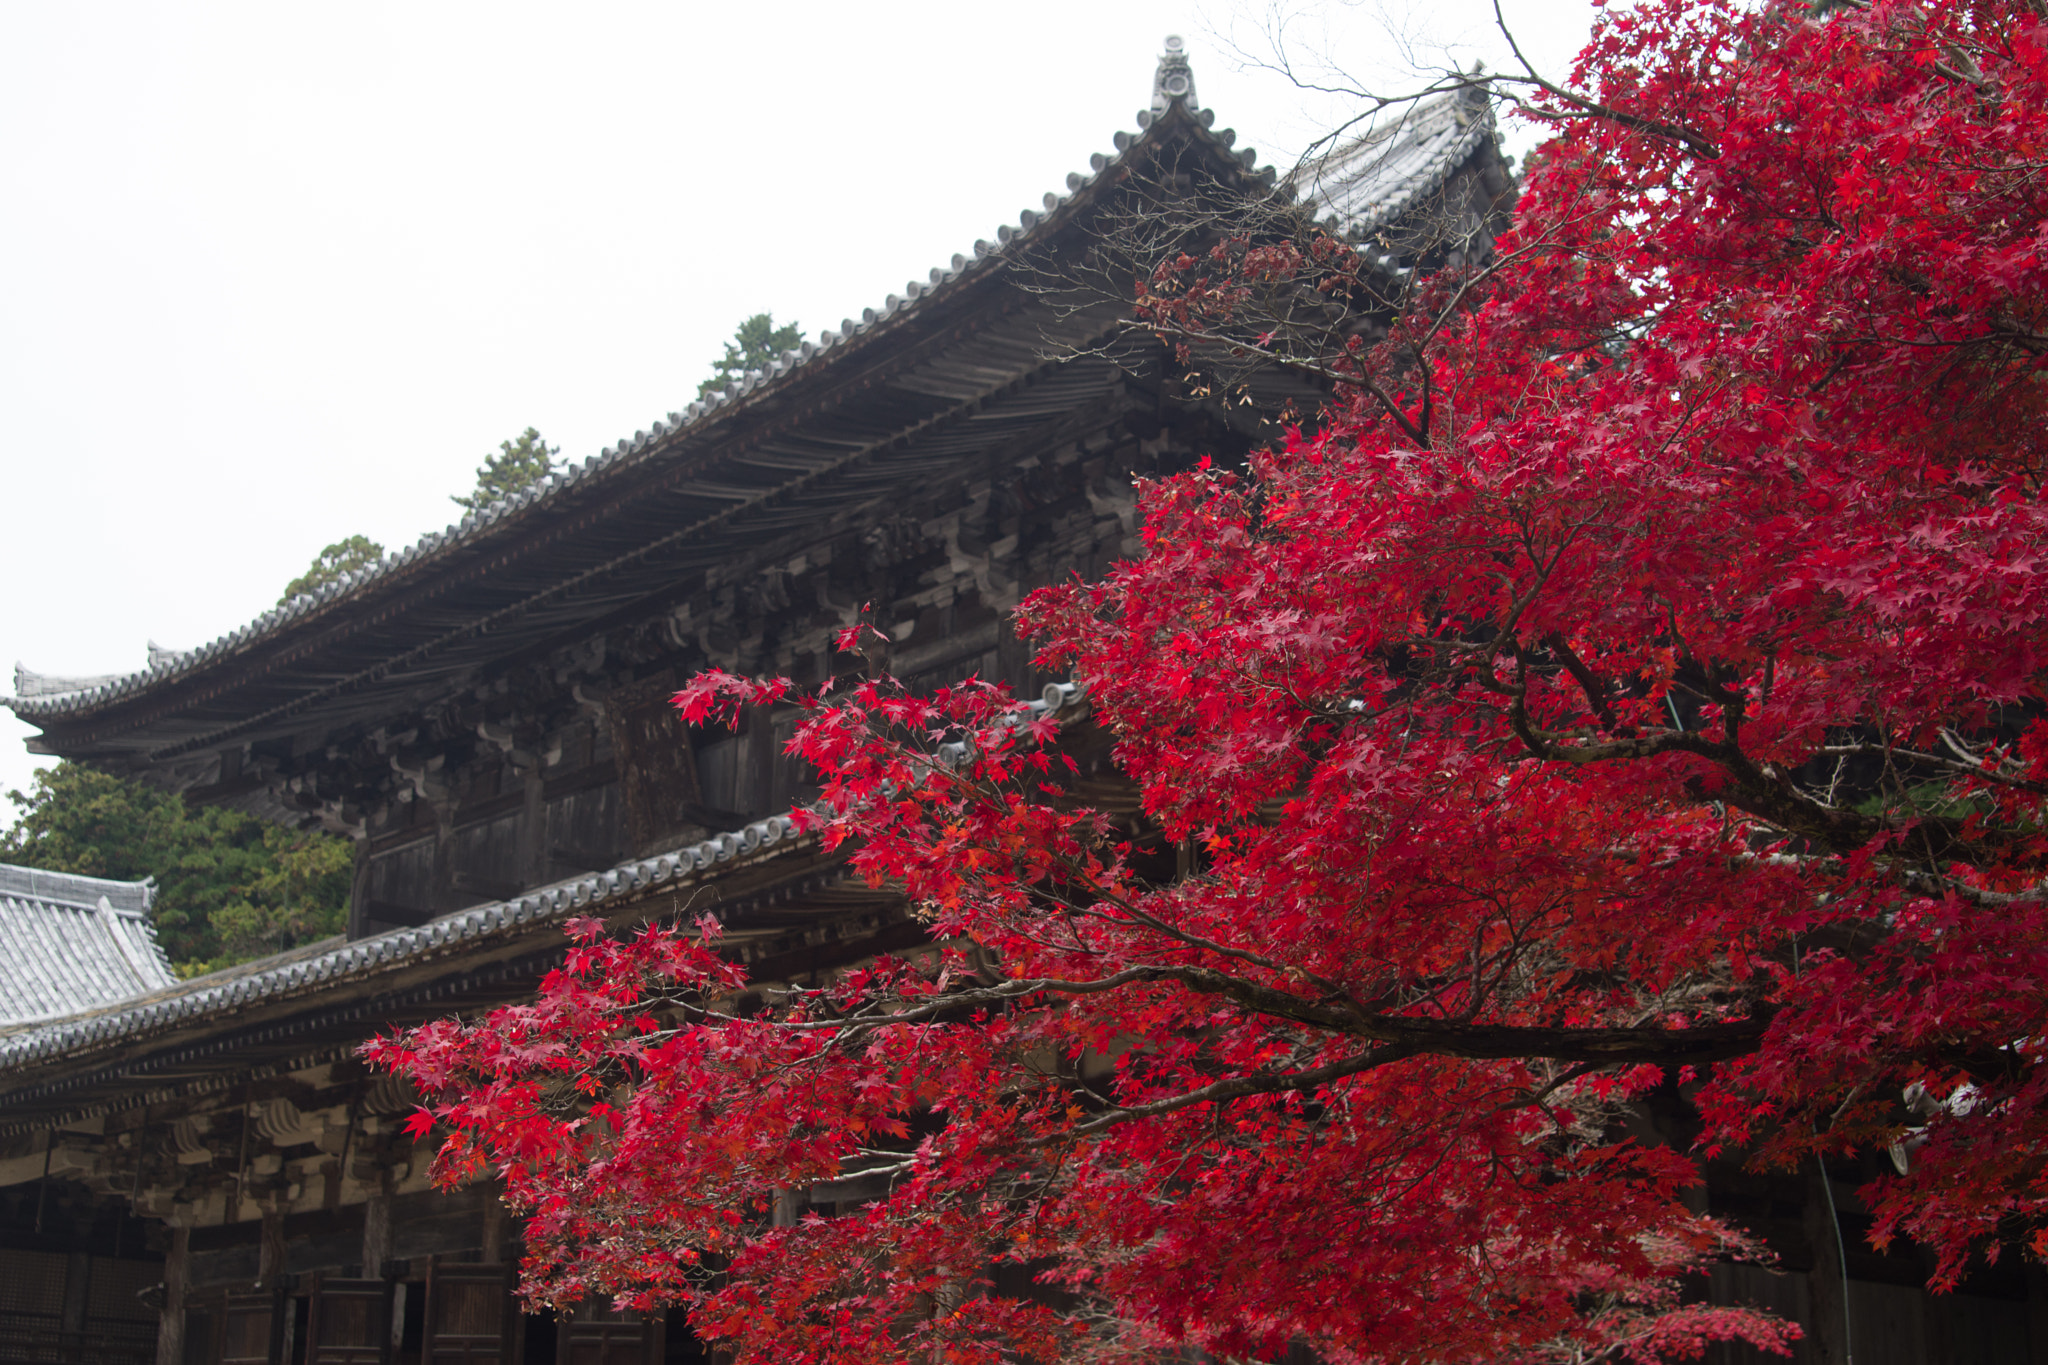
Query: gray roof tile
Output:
[[0, 811, 804, 1069]]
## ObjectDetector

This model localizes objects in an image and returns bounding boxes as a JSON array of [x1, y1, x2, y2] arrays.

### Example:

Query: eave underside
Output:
[[35, 296, 1140, 775]]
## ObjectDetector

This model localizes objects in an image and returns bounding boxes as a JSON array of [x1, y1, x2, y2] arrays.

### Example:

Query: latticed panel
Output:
[[0, 1248, 67, 1317], [87, 1256, 164, 1325], [0, 1249, 68, 1362]]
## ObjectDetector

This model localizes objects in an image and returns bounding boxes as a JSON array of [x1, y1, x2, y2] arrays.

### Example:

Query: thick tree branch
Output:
[[1055, 1045, 1425, 1139], [793, 963, 1767, 1067]]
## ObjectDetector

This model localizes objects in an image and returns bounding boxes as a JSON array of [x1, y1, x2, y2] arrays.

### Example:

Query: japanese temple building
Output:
[[0, 39, 1585, 1365]]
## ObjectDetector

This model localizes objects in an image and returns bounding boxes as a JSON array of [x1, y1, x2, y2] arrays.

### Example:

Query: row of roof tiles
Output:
[[0, 810, 802, 1072], [1304, 84, 1501, 239]]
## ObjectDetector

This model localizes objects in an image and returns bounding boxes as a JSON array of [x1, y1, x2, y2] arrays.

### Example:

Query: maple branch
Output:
[[1054, 997, 1767, 1140], [1129, 318, 1432, 447], [1542, 632, 1622, 730], [1817, 738, 2048, 794], [1490, 1, 1722, 160], [785, 966, 1182, 1032], [1054, 1045, 1425, 1139], [1509, 709, 2016, 867], [917, 757, 1327, 985], [1067, 877, 1336, 989], [1898, 867, 2048, 908]]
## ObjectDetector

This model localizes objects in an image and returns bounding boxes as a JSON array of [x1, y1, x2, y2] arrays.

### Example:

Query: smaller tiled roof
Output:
[[12, 665, 124, 700], [0, 864, 177, 1029], [1294, 86, 1500, 240]]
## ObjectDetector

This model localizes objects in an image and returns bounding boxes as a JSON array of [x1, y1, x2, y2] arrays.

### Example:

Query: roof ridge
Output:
[[0, 862, 155, 914]]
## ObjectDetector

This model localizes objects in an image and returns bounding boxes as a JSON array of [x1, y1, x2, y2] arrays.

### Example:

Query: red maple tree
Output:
[[368, 0, 2048, 1359]]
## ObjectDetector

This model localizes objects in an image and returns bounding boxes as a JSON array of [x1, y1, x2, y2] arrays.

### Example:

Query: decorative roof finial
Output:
[[1152, 34, 1197, 112]]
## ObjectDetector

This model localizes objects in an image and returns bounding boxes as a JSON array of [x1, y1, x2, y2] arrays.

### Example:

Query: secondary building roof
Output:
[[0, 863, 177, 1029], [1297, 84, 1503, 240]]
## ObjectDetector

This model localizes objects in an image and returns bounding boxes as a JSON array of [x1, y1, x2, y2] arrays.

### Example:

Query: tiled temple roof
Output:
[[5, 43, 1292, 729], [0, 864, 177, 1029]]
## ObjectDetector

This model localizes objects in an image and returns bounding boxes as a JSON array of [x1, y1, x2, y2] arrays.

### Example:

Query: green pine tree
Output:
[[0, 763, 352, 973], [452, 426, 560, 513], [697, 313, 804, 400], [279, 534, 386, 605]]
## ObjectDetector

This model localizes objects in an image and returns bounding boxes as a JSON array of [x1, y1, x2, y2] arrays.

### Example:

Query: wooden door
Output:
[[559, 1304, 660, 1365], [216, 1290, 284, 1365], [305, 1276, 392, 1365], [422, 1261, 518, 1365]]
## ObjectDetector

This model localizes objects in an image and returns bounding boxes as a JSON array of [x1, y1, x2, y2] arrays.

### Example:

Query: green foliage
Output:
[[0, 762, 351, 973], [696, 313, 804, 400], [280, 534, 386, 605], [452, 426, 560, 513]]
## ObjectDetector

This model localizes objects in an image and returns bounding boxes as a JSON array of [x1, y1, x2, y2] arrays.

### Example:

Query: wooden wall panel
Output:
[[451, 814, 524, 901], [304, 1276, 391, 1365], [560, 1304, 660, 1365], [545, 785, 623, 878], [422, 1261, 518, 1365], [214, 1290, 282, 1365]]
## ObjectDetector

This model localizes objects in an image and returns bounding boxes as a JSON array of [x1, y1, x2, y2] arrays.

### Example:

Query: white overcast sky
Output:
[[0, 0, 1595, 806]]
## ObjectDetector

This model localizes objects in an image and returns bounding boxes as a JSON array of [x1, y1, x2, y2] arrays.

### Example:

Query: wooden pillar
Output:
[[739, 702, 773, 825], [481, 1190, 507, 1263], [60, 1250, 91, 1338], [520, 767, 548, 891], [257, 1208, 287, 1289], [429, 803, 458, 914], [1803, 1165, 1851, 1365], [346, 839, 374, 940], [362, 1187, 392, 1280], [2027, 1263, 2048, 1365], [156, 1224, 189, 1365], [1919, 1248, 1956, 1365]]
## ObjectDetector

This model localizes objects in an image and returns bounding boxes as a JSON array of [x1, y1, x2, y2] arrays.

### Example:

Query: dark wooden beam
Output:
[[361, 900, 441, 928]]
